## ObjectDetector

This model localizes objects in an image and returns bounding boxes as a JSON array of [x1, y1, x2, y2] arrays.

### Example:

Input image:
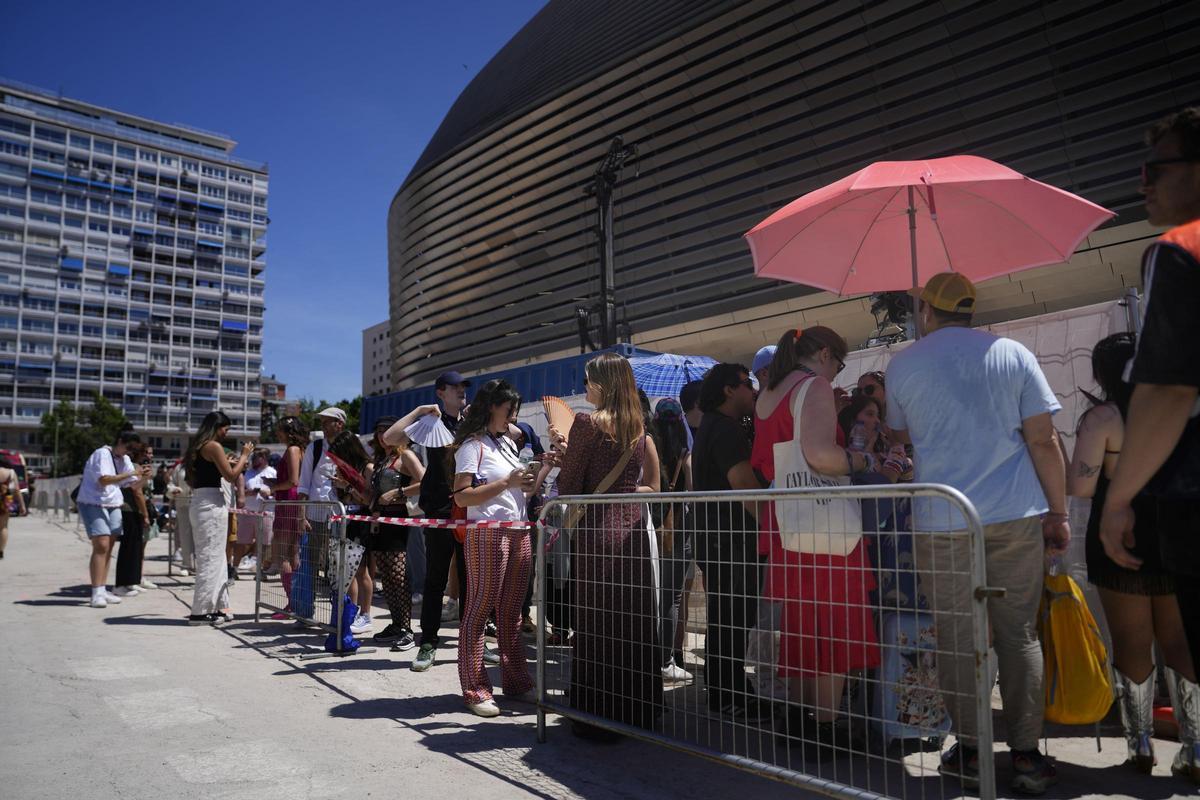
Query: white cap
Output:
[[316, 407, 346, 423]]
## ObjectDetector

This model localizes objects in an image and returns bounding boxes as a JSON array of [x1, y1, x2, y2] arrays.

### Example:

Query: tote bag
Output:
[[772, 377, 863, 555]]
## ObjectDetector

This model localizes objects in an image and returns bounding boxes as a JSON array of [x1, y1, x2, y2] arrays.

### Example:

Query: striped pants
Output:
[[459, 527, 533, 705]]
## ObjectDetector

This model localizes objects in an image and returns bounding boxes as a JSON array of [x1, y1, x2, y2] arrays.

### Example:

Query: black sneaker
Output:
[[188, 614, 212, 626], [939, 742, 981, 789], [390, 630, 416, 652], [1010, 749, 1057, 795], [715, 698, 774, 724], [373, 623, 404, 643], [485, 620, 498, 640]]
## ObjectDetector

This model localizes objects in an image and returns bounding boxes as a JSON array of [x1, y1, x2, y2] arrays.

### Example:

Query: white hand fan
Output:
[[404, 413, 454, 447]]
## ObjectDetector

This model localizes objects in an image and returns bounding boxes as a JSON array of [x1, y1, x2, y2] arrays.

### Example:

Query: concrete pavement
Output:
[[0, 512, 1194, 800]]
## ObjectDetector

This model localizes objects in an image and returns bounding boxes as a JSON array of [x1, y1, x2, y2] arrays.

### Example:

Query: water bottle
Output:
[[519, 444, 534, 466], [849, 422, 867, 451]]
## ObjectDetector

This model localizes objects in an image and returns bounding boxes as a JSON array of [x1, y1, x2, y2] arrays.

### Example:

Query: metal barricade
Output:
[[251, 500, 353, 651], [535, 484, 997, 800]]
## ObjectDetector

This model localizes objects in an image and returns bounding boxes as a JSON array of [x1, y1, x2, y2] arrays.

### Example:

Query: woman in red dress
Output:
[[751, 326, 880, 756]]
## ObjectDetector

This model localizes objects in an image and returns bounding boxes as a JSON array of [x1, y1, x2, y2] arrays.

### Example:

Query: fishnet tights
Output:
[[374, 550, 411, 631]]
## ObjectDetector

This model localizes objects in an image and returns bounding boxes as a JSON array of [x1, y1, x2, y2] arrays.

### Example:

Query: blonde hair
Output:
[[586, 352, 644, 449]]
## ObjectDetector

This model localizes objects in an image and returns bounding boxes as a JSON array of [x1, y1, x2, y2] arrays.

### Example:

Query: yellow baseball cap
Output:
[[918, 272, 977, 314]]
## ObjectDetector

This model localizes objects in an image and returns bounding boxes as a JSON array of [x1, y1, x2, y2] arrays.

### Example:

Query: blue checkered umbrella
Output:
[[628, 353, 717, 398]]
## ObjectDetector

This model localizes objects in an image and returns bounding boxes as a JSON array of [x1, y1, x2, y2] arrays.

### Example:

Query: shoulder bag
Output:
[[772, 377, 863, 555]]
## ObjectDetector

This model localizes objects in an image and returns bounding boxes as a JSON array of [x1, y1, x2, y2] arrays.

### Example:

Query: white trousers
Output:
[[189, 488, 230, 615]]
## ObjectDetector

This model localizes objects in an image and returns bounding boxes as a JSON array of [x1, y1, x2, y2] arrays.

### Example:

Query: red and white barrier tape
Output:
[[332, 513, 530, 530], [227, 506, 530, 530], [228, 508, 272, 517]]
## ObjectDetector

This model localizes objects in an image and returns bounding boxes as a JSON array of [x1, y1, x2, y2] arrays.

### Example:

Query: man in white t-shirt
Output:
[[76, 430, 148, 608], [885, 272, 1068, 795], [233, 449, 275, 573]]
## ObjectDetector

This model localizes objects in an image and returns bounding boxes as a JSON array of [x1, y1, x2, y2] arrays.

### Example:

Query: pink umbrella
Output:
[[745, 156, 1114, 296]]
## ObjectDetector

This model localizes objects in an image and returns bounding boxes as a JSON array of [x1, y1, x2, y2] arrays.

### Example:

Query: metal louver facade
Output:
[[388, 0, 1200, 390]]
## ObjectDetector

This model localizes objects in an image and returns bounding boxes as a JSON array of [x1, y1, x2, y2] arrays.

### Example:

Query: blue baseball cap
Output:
[[435, 370, 470, 389], [752, 345, 777, 374]]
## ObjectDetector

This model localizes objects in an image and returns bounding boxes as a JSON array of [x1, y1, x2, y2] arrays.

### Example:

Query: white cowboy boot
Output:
[[1165, 666, 1200, 784], [1114, 668, 1156, 773]]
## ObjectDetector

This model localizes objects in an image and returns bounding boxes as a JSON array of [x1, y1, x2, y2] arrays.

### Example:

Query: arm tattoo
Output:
[[1076, 461, 1101, 479]]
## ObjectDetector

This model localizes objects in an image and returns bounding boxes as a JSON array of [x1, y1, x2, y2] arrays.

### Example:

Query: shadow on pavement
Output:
[[13, 599, 92, 607], [102, 614, 190, 626]]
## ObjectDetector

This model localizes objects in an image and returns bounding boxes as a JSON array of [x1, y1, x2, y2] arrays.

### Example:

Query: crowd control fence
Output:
[[246, 500, 359, 655], [534, 484, 997, 800]]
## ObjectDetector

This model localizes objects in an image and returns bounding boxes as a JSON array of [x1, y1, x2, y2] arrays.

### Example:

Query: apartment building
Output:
[[0, 79, 268, 468]]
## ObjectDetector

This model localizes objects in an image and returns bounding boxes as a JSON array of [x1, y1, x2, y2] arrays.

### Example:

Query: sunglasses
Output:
[[1142, 157, 1198, 185], [736, 378, 755, 390], [835, 356, 846, 374], [853, 384, 878, 397]]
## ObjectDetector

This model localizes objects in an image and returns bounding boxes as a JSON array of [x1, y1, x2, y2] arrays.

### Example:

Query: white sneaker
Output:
[[138, 579, 157, 590], [661, 660, 693, 682], [102, 590, 123, 604], [113, 586, 141, 597], [238, 556, 255, 571], [411, 592, 423, 606], [172, 548, 183, 563], [467, 698, 500, 718], [89, 595, 108, 608], [441, 599, 459, 622], [178, 568, 190, 577], [350, 614, 373, 635]]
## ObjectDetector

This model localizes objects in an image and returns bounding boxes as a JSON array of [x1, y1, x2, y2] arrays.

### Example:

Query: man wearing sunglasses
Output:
[[1100, 109, 1200, 781]]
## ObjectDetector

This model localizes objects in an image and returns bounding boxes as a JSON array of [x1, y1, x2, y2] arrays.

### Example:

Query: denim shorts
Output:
[[79, 503, 123, 537]]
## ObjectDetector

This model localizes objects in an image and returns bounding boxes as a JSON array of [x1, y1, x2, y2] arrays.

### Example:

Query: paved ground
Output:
[[0, 512, 1194, 800]]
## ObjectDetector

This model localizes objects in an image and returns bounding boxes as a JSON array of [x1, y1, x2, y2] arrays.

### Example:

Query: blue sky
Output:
[[1, 0, 545, 403]]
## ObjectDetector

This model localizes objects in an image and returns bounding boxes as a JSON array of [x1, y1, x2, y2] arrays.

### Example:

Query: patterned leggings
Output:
[[459, 528, 533, 705], [375, 550, 411, 631]]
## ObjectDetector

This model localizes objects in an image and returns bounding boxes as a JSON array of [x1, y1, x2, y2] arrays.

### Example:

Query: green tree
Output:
[[39, 394, 132, 475], [295, 395, 362, 435]]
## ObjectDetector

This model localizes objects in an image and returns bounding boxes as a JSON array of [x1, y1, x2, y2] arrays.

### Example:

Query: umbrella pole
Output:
[[908, 185, 921, 340]]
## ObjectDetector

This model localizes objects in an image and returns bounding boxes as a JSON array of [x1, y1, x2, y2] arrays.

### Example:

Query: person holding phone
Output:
[[450, 379, 538, 717], [184, 411, 254, 626], [78, 429, 144, 608]]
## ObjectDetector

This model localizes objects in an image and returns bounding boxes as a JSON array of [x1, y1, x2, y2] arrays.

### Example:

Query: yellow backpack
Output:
[[1038, 571, 1114, 725]]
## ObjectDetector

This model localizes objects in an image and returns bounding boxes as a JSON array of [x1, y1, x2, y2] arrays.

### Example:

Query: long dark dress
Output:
[[556, 413, 663, 730]]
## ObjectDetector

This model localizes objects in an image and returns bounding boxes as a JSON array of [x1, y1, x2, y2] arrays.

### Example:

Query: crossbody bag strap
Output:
[[561, 441, 636, 531]]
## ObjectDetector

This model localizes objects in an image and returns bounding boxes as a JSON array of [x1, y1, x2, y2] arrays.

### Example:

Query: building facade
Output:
[[0, 79, 268, 469], [387, 0, 1198, 390], [362, 319, 391, 397]]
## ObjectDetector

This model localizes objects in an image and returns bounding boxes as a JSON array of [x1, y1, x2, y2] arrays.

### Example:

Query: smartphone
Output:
[[527, 460, 542, 477]]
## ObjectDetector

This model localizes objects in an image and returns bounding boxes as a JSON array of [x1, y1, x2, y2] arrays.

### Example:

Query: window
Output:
[[112, 203, 132, 219], [69, 133, 91, 149], [29, 188, 61, 205], [88, 220, 108, 233], [0, 116, 30, 135], [89, 199, 109, 214], [65, 194, 87, 211], [182, 160, 198, 172], [138, 151, 158, 163], [201, 184, 225, 199], [160, 154, 177, 167], [0, 138, 28, 157], [32, 147, 64, 165], [117, 145, 135, 160], [34, 125, 66, 143], [93, 139, 113, 154], [200, 164, 226, 179], [30, 210, 61, 225]]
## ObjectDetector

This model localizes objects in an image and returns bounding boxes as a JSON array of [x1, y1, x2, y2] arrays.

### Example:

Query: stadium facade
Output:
[[386, 0, 1198, 392]]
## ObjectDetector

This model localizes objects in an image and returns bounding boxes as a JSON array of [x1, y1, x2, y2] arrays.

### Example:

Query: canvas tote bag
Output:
[[772, 376, 863, 555]]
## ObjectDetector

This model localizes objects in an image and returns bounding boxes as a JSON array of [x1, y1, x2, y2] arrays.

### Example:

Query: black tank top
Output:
[[193, 453, 222, 488]]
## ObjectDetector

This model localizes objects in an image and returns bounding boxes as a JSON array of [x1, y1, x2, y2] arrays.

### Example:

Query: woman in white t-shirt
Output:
[[451, 379, 541, 717], [77, 429, 149, 608]]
